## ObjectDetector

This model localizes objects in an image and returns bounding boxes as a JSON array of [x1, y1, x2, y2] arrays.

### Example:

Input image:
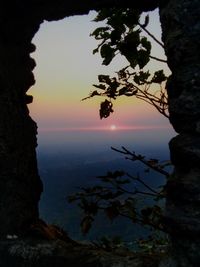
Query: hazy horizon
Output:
[[36, 126, 175, 153]]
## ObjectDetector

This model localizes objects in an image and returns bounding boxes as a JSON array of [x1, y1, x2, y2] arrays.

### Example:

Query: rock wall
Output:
[[0, 6, 43, 237], [159, 0, 200, 266], [1, 0, 200, 266]]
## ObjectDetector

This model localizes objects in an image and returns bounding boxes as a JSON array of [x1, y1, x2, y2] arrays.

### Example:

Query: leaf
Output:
[[110, 29, 122, 44], [91, 27, 110, 37], [90, 90, 100, 97], [123, 9, 141, 27], [102, 57, 113, 66], [119, 31, 141, 67], [98, 75, 111, 84], [120, 45, 137, 68], [93, 9, 111, 22], [117, 69, 128, 80], [100, 44, 109, 58], [81, 216, 94, 234], [141, 37, 151, 53], [107, 16, 126, 32], [142, 15, 149, 28], [133, 71, 151, 85], [93, 48, 99, 54], [137, 49, 150, 69], [124, 30, 141, 48], [87, 202, 98, 216], [100, 44, 113, 58], [141, 207, 153, 218], [118, 87, 128, 96], [100, 44, 115, 65], [151, 70, 167, 84], [99, 99, 114, 119]]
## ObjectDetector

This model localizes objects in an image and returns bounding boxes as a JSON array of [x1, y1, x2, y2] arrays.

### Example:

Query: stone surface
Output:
[[0, 39, 43, 237], [169, 134, 200, 170], [160, 0, 200, 134], [159, 257, 177, 267], [0, 238, 160, 267], [159, 0, 200, 266], [0, 0, 200, 266]]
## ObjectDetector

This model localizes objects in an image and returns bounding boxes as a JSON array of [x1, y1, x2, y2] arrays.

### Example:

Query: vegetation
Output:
[[82, 8, 169, 119], [68, 146, 171, 252], [69, 8, 171, 252]]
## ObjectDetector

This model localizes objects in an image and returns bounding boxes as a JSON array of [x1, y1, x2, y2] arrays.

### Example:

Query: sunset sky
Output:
[[29, 9, 171, 133]]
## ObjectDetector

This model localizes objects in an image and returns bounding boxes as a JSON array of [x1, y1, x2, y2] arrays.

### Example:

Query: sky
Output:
[[29, 9, 171, 134]]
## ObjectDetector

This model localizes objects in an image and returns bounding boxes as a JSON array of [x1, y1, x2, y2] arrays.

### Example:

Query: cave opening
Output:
[[27, 10, 173, 241]]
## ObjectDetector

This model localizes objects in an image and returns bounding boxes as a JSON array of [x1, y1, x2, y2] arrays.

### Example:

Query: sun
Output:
[[110, 124, 117, 131]]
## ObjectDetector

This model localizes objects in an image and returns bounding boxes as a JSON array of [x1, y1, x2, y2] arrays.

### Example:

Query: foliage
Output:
[[69, 8, 171, 252], [68, 147, 171, 236], [82, 8, 168, 118]]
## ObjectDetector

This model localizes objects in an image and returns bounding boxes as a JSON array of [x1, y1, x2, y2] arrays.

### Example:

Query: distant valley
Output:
[[37, 137, 171, 242]]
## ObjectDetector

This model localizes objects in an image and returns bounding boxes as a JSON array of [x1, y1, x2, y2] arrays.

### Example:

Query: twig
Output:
[[111, 146, 170, 177], [138, 22, 164, 48], [149, 55, 167, 63], [126, 173, 160, 195]]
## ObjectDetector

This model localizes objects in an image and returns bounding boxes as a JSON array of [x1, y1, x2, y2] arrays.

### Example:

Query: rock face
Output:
[[160, 0, 200, 134], [0, 0, 200, 266], [0, 6, 43, 237], [159, 0, 200, 266]]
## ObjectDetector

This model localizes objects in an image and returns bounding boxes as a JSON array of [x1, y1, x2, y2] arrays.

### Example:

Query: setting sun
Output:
[[110, 125, 117, 131]]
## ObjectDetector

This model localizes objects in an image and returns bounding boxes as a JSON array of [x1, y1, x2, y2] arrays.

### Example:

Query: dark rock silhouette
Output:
[[0, 15, 42, 237], [160, 1, 200, 266], [0, 0, 199, 266]]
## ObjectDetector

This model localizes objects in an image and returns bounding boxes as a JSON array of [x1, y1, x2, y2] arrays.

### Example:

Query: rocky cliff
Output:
[[0, 0, 200, 266]]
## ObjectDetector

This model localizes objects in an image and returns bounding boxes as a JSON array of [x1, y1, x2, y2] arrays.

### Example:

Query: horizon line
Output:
[[38, 125, 171, 132]]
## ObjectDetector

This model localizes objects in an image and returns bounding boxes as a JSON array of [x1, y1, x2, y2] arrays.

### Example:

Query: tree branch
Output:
[[111, 146, 170, 177], [126, 173, 160, 195], [138, 22, 164, 48], [150, 55, 167, 63]]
